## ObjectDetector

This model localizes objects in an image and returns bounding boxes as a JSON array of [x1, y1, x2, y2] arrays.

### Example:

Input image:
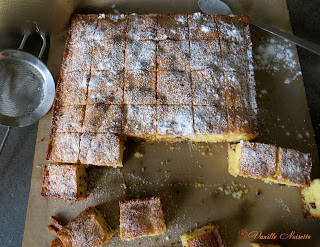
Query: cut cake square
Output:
[[192, 105, 228, 142], [124, 70, 157, 104], [123, 104, 157, 138], [41, 164, 87, 200], [190, 40, 222, 71], [157, 105, 194, 140], [157, 40, 190, 71], [126, 14, 157, 41], [91, 39, 125, 71], [52, 105, 85, 133], [125, 40, 157, 71], [46, 132, 80, 163], [191, 69, 225, 106], [157, 14, 189, 41], [119, 196, 166, 241], [301, 179, 320, 219], [56, 71, 90, 106], [157, 70, 192, 105], [276, 147, 312, 187], [87, 70, 124, 105], [94, 14, 128, 40], [83, 104, 122, 134], [68, 14, 98, 44], [79, 133, 124, 167], [180, 222, 225, 247], [188, 13, 219, 40]]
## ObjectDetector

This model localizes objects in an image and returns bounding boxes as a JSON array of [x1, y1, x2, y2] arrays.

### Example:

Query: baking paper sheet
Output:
[[23, 0, 320, 246]]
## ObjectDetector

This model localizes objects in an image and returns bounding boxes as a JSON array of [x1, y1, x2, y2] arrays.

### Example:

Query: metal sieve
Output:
[[0, 23, 55, 155]]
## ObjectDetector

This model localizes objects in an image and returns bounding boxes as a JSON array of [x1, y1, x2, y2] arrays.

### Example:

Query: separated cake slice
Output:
[[228, 141, 312, 187], [119, 196, 166, 241], [41, 164, 88, 201], [50, 239, 64, 247], [47, 207, 114, 247], [228, 141, 277, 181], [181, 222, 225, 247], [301, 179, 320, 219]]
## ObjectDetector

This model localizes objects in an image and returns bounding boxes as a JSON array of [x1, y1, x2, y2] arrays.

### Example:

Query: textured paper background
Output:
[[23, 0, 320, 246]]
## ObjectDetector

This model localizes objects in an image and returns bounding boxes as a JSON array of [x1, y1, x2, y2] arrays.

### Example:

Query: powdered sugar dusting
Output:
[[254, 38, 301, 84]]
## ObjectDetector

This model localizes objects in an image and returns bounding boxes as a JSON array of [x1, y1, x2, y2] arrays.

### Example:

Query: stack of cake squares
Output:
[[47, 13, 258, 167]]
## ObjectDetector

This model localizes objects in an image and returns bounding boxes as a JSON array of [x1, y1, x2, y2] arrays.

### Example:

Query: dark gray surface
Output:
[[0, 1, 320, 246]]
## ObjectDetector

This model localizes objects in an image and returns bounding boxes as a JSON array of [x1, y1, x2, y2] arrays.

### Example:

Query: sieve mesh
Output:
[[0, 58, 44, 118]]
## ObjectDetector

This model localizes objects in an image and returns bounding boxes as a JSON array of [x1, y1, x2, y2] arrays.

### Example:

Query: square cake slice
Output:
[[41, 164, 87, 200], [276, 147, 312, 187], [123, 104, 157, 139], [157, 14, 189, 41], [94, 14, 128, 40], [56, 71, 90, 106], [157, 40, 190, 72], [79, 133, 124, 167], [87, 70, 124, 105], [191, 69, 225, 106], [157, 105, 194, 141], [61, 41, 93, 74], [124, 70, 157, 104], [180, 222, 225, 247], [157, 70, 192, 105], [224, 71, 257, 111], [83, 104, 122, 134], [125, 40, 157, 71], [188, 13, 219, 40], [48, 207, 114, 247], [46, 132, 80, 163], [52, 105, 85, 133], [119, 196, 166, 241], [228, 141, 277, 181], [126, 14, 157, 40], [68, 14, 98, 44], [190, 40, 222, 71], [227, 108, 259, 141], [215, 15, 251, 45], [191, 106, 228, 142], [91, 39, 125, 71], [301, 179, 320, 219]]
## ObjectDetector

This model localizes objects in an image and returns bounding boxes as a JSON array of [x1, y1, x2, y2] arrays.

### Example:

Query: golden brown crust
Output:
[[119, 196, 166, 241], [48, 207, 114, 247], [50, 239, 64, 247]]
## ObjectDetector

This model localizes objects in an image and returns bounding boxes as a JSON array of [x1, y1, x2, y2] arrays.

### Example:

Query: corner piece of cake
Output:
[[50, 239, 64, 247], [119, 196, 166, 241], [250, 243, 284, 247], [180, 222, 225, 247], [301, 179, 320, 219], [228, 141, 312, 187], [41, 164, 88, 201], [47, 207, 114, 247]]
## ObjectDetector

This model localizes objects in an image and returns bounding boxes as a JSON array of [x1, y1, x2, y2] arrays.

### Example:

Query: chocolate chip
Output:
[[310, 202, 317, 209]]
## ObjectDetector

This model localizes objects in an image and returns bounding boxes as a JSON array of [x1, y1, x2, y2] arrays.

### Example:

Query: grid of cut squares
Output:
[[48, 13, 258, 167]]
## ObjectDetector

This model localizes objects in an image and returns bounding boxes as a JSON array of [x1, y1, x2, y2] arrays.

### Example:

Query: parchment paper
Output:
[[23, 0, 320, 246]]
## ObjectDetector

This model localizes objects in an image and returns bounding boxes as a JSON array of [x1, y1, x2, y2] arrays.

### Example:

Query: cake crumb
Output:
[[170, 146, 175, 150], [134, 152, 143, 158], [201, 151, 206, 155], [217, 182, 248, 199], [195, 183, 204, 188], [141, 167, 145, 173]]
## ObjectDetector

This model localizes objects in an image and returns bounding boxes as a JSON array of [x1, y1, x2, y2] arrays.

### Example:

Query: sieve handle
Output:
[[0, 127, 12, 156], [18, 22, 47, 59], [35, 22, 46, 59]]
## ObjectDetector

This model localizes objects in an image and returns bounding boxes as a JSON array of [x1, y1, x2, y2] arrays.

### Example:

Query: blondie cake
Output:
[[47, 207, 114, 247], [47, 13, 258, 167], [180, 222, 225, 247], [228, 141, 312, 187], [41, 163, 88, 200], [301, 179, 320, 219], [119, 196, 166, 241]]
